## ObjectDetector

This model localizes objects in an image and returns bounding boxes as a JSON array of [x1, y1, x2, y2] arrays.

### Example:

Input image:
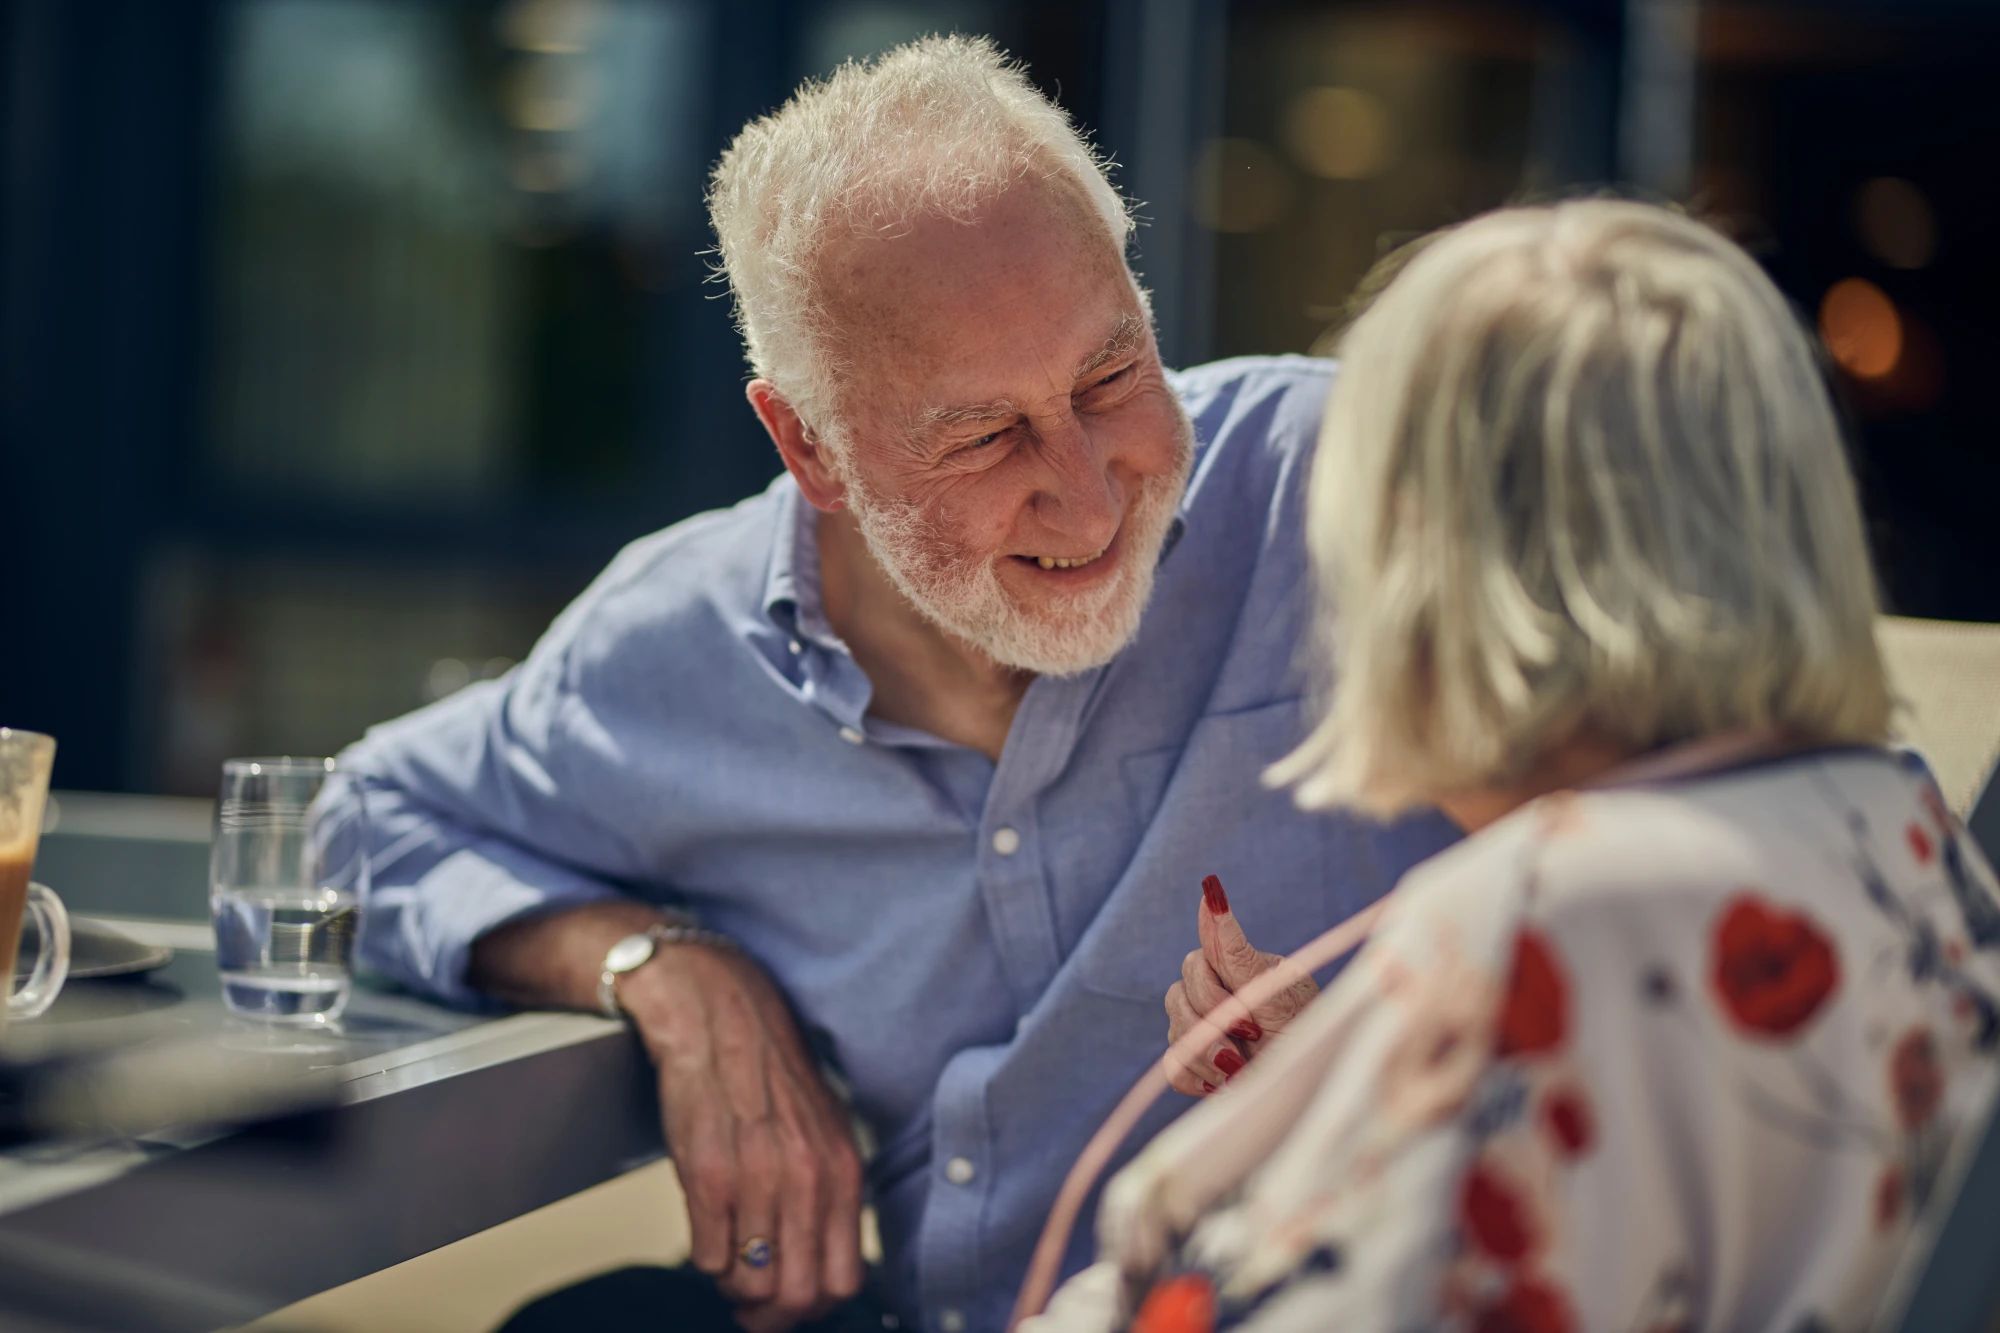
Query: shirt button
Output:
[[944, 1155, 976, 1185], [991, 826, 1020, 856], [939, 1311, 966, 1333], [789, 639, 803, 655], [839, 726, 865, 745]]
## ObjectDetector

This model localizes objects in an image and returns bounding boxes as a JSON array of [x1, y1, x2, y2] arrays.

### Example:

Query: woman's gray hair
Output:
[[707, 34, 1133, 440], [1271, 200, 1892, 816]]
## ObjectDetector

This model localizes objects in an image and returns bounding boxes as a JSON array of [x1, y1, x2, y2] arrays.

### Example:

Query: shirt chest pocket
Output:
[[1074, 697, 1364, 1004]]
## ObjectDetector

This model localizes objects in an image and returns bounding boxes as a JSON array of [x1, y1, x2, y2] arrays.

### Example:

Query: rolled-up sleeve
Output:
[[325, 616, 646, 1007], [338, 779, 625, 1007]]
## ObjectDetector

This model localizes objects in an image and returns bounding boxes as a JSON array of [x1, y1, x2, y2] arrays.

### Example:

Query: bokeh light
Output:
[[1854, 177, 1937, 271], [505, 58, 596, 132], [1819, 277, 1902, 380], [1282, 86, 1394, 181], [498, 0, 596, 54]]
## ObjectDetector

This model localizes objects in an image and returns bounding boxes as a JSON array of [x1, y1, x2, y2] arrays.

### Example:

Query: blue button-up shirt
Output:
[[332, 356, 1457, 1332]]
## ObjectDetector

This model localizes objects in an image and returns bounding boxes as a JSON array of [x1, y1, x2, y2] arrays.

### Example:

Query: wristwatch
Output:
[[596, 917, 737, 1020]]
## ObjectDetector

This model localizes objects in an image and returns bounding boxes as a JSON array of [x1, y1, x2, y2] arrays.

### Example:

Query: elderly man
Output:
[[331, 35, 1454, 1333]]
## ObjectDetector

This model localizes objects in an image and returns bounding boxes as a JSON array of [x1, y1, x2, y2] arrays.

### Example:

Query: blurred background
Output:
[[3, 0, 1996, 795]]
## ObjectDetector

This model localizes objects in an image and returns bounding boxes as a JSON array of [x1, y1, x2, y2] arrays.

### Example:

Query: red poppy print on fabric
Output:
[[1472, 1274, 1577, 1333], [1708, 894, 1840, 1038], [1889, 1027, 1945, 1131], [1920, 784, 1950, 831], [1496, 931, 1568, 1057], [1875, 1164, 1903, 1232], [1460, 1160, 1538, 1262], [1908, 822, 1934, 866], [1131, 1273, 1214, 1333], [1541, 1084, 1596, 1159]]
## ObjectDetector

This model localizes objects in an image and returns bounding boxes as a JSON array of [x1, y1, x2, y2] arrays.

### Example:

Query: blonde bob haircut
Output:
[[1271, 200, 1892, 817]]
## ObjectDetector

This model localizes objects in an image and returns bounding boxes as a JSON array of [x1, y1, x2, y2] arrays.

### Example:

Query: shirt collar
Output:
[[1157, 368, 1202, 566], [761, 476, 843, 648]]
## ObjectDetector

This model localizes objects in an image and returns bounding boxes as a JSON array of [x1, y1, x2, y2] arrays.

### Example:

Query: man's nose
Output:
[[1033, 417, 1123, 540]]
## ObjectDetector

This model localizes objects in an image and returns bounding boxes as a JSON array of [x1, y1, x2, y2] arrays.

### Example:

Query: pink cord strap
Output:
[[1004, 730, 1795, 1329], [1007, 898, 1391, 1330]]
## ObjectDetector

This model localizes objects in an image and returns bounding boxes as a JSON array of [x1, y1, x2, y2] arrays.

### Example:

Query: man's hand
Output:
[[1162, 874, 1319, 1096], [470, 905, 864, 1332], [622, 943, 865, 1332]]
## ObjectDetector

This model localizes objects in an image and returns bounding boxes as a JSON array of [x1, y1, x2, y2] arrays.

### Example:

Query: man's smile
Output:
[[1028, 546, 1106, 571], [1009, 522, 1124, 581]]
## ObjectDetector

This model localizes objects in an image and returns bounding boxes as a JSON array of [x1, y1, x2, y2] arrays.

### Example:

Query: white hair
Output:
[[1271, 200, 1893, 816], [706, 34, 1135, 438]]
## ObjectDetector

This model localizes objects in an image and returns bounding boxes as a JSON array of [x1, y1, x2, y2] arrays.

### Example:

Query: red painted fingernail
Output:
[[1202, 874, 1229, 916], [1213, 1048, 1246, 1078], [1228, 1019, 1263, 1043], [1200, 1081, 1215, 1094]]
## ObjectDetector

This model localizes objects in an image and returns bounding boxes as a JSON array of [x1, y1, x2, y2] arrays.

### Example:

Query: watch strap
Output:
[[597, 918, 738, 1021]]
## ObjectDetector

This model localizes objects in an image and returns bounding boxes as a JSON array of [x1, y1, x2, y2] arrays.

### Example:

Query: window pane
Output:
[[206, 0, 708, 503]]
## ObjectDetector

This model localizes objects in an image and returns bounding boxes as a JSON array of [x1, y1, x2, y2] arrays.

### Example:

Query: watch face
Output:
[[605, 933, 656, 974]]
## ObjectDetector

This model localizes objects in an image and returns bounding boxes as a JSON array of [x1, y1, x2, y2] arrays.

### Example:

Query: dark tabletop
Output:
[[0, 802, 665, 1332]]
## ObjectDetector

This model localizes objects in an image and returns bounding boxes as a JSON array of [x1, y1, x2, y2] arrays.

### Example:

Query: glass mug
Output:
[[210, 757, 367, 1024], [0, 729, 70, 1023]]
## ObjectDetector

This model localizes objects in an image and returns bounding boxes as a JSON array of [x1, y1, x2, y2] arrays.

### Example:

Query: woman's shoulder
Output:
[[1481, 747, 1928, 908], [1380, 746, 1974, 966]]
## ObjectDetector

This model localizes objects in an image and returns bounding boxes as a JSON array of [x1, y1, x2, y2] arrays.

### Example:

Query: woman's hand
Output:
[[1163, 875, 1320, 1096]]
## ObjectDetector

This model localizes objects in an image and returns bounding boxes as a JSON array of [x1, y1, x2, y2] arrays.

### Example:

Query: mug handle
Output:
[[10, 883, 70, 1020]]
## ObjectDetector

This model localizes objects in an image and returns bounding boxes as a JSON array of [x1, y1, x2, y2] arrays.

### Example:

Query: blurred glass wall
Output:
[[2, 0, 1105, 793], [3, 0, 1995, 795], [1203, 6, 1545, 357], [155, 0, 720, 790], [1191, 0, 1997, 626]]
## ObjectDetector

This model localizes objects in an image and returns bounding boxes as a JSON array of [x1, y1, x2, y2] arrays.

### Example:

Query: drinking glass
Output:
[[0, 728, 69, 1024], [210, 758, 366, 1024]]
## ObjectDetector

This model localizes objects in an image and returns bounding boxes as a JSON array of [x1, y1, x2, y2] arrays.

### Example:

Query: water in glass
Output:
[[214, 886, 358, 1020], [211, 757, 366, 1024]]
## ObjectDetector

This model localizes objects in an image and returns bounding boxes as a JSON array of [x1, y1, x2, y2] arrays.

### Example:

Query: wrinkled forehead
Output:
[[814, 178, 1140, 419]]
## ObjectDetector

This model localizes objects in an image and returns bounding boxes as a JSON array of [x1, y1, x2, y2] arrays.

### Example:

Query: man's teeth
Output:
[[1035, 549, 1106, 570]]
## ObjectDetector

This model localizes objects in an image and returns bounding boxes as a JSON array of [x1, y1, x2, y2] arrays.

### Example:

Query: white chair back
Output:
[[1877, 616, 2000, 818], [1874, 620, 2000, 1331]]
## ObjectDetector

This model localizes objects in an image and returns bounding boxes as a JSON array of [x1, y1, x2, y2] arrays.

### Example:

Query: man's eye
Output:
[[1087, 365, 1133, 392], [966, 430, 1004, 449]]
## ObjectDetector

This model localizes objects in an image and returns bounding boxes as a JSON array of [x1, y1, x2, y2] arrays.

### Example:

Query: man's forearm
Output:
[[467, 899, 678, 1012]]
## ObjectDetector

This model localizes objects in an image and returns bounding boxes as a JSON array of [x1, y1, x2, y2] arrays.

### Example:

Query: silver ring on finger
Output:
[[739, 1236, 775, 1270]]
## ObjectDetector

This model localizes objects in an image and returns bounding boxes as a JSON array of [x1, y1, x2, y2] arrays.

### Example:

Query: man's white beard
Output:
[[844, 415, 1193, 677]]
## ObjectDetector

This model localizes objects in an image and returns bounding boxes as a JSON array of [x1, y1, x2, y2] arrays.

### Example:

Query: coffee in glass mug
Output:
[[0, 729, 70, 1024]]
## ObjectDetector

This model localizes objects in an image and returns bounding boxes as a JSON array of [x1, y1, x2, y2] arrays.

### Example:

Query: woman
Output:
[[1028, 201, 2000, 1333]]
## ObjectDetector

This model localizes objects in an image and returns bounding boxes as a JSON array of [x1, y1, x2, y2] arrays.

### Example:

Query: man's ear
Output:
[[747, 380, 847, 512]]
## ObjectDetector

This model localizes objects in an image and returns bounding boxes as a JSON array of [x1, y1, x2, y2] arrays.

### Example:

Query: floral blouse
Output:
[[1029, 748, 2000, 1333]]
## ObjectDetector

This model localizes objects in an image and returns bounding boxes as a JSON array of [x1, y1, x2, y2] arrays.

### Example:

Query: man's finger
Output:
[[770, 1130, 823, 1323], [818, 1138, 865, 1303], [717, 1125, 782, 1304], [1198, 874, 1270, 993], [668, 1082, 739, 1277], [732, 1300, 800, 1333]]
